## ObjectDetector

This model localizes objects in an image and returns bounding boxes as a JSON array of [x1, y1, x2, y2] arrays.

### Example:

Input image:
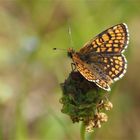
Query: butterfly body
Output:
[[68, 23, 129, 91]]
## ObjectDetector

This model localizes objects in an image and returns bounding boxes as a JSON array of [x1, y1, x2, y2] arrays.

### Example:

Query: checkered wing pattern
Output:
[[72, 23, 129, 91], [85, 53, 127, 82], [79, 23, 129, 54], [72, 53, 112, 91]]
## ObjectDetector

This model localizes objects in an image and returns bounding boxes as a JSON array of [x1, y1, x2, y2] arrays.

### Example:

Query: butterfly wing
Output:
[[72, 53, 127, 91], [72, 53, 113, 91], [79, 23, 129, 55], [84, 53, 127, 82]]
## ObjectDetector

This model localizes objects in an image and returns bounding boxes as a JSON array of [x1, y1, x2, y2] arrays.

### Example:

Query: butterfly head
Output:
[[67, 48, 75, 58]]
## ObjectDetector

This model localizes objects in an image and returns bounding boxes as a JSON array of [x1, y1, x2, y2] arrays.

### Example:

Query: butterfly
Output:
[[68, 23, 129, 91]]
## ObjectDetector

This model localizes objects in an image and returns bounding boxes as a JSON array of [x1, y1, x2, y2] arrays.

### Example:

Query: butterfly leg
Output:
[[71, 63, 76, 71]]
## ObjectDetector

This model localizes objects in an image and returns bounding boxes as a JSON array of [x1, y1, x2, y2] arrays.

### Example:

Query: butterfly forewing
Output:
[[79, 23, 129, 54]]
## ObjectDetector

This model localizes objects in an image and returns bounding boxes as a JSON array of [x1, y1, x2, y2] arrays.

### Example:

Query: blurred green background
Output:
[[0, 0, 140, 140]]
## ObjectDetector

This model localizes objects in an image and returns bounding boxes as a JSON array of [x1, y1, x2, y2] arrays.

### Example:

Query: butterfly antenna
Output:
[[53, 24, 74, 51], [68, 25, 74, 48]]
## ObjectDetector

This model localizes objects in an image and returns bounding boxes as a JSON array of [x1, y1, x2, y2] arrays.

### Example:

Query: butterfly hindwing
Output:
[[72, 53, 112, 91], [84, 53, 127, 82]]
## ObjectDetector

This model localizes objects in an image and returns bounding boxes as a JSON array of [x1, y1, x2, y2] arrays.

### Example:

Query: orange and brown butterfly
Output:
[[67, 23, 129, 91]]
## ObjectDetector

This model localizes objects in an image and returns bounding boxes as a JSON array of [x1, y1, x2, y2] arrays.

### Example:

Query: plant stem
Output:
[[80, 122, 86, 140]]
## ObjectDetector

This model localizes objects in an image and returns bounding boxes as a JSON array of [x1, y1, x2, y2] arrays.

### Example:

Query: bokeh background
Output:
[[0, 0, 140, 140]]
